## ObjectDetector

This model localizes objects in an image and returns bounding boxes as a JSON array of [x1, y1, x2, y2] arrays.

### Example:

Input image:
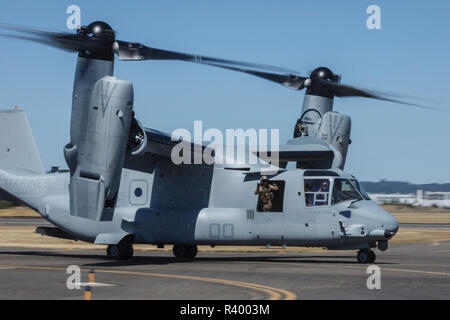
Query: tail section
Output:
[[0, 108, 44, 175], [0, 109, 61, 214]]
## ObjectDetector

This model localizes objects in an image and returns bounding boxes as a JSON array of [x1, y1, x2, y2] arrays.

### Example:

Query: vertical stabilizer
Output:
[[0, 108, 44, 175]]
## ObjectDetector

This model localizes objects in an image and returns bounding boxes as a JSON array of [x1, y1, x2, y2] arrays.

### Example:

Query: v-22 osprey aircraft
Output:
[[0, 21, 401, 263]]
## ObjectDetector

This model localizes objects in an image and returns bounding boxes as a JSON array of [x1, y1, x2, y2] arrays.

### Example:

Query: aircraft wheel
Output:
[[107, 243, 133, 260], [368, 250, 376, 263], [357, 250, 370, 263], [123, 245, 134, 260], [173, 245, 198, 260]]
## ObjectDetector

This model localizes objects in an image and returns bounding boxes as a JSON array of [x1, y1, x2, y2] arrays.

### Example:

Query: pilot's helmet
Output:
[[261, 176, 269, 181]]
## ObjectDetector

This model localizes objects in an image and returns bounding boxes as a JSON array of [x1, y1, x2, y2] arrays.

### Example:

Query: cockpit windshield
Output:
[[350, 179, 371, 200], [331, 178, 364, 205]]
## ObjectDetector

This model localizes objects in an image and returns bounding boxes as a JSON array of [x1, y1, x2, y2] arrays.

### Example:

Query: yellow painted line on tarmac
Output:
[[97, 268, 296, 300], [0, 265, 296, 300]]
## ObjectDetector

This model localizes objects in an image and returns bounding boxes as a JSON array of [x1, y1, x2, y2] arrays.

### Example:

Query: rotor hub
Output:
[[306, 67, 340, 98], [80, 21, 115, 41], [309, 67, 339, 83], [78, 21, 116, 61]]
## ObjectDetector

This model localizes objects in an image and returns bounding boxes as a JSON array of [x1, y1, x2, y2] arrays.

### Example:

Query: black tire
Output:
[[357, 250, 369, 263], [378, 240, 388, 251], [107, 244, 121, 260], [187, 245, 198, 259], [368, 250, 376, 263], [107, 244, 133, 260], [173, 245, 198, 260], [123, 245, 134, 260]]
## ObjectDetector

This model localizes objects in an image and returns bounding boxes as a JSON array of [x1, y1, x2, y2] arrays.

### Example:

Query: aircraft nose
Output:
[[379, 208, 399, 235], [385, 215, 399, 235], [364, 203, 399, 237]]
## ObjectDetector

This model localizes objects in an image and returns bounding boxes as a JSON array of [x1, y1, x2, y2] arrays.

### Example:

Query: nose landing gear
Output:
[[357, 249, 376, 263]]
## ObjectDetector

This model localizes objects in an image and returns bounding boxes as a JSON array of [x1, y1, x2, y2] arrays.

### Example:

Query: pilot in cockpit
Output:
[[318, 180, 329, 192]]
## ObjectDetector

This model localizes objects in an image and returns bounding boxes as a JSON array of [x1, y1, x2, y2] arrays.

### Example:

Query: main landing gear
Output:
[[357, 249, 376, 263], [106, 242, 134, 260], [172, 245, 198, 260]]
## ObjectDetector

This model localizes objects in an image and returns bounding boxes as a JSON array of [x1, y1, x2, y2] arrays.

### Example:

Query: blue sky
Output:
[[0, 1, 449, 183]]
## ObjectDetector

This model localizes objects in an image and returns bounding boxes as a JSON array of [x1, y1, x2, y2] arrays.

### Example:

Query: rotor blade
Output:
[[115, 40, 299, 75], [0, 23, 64, 36], [0, 32, 78, 52], [0, 24, 104, 52], [199, 62, 307, 90], [318, 79, 442, 110]]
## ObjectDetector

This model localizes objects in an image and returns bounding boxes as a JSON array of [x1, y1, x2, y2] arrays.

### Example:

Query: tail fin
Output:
[[0, 108, 44, 175]]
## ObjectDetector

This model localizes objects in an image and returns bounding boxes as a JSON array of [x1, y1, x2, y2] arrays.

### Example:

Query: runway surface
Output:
[[0, 218, 52, 227], [0, 241, 449, 300], [401, 223, 450, 230]]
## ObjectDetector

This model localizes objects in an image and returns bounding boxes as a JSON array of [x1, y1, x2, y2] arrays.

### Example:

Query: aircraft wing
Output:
[[124, 129, 335, 173], [254, 136, 335, 168], [123, 127, 213, 173]]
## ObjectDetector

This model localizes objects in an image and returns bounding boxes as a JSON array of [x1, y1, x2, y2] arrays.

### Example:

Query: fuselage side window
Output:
[[304, 178, 331, 207]]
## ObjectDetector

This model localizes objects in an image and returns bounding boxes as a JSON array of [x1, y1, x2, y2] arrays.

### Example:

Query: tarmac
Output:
[[0, 241, 449, 300]]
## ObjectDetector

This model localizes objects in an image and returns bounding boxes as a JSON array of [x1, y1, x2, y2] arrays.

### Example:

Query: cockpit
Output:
[[304, 173, 371, 207]]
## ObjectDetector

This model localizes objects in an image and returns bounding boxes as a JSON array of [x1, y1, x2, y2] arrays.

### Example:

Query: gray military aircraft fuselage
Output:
[[0, 21, 400, 263], [0, 110, 398, 264]]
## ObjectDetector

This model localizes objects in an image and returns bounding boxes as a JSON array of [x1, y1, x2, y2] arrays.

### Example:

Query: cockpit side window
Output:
[[331, 178, 363, 205], [304, 178, 331, 207], [350, 179, 371, 200]]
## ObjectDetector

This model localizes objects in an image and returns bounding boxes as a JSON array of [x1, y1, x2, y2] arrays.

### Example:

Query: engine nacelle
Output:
[[316, 111, 351, 169], [127, 117, 148, 157], [64, 76, 134, 220]]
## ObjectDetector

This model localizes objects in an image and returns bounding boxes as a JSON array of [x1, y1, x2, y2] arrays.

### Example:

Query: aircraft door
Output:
[[255, 180, 285, 241], [303, 178, 338, 240]]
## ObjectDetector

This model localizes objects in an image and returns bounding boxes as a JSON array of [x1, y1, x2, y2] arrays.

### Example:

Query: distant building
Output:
[[369, 190, 450, 208]]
